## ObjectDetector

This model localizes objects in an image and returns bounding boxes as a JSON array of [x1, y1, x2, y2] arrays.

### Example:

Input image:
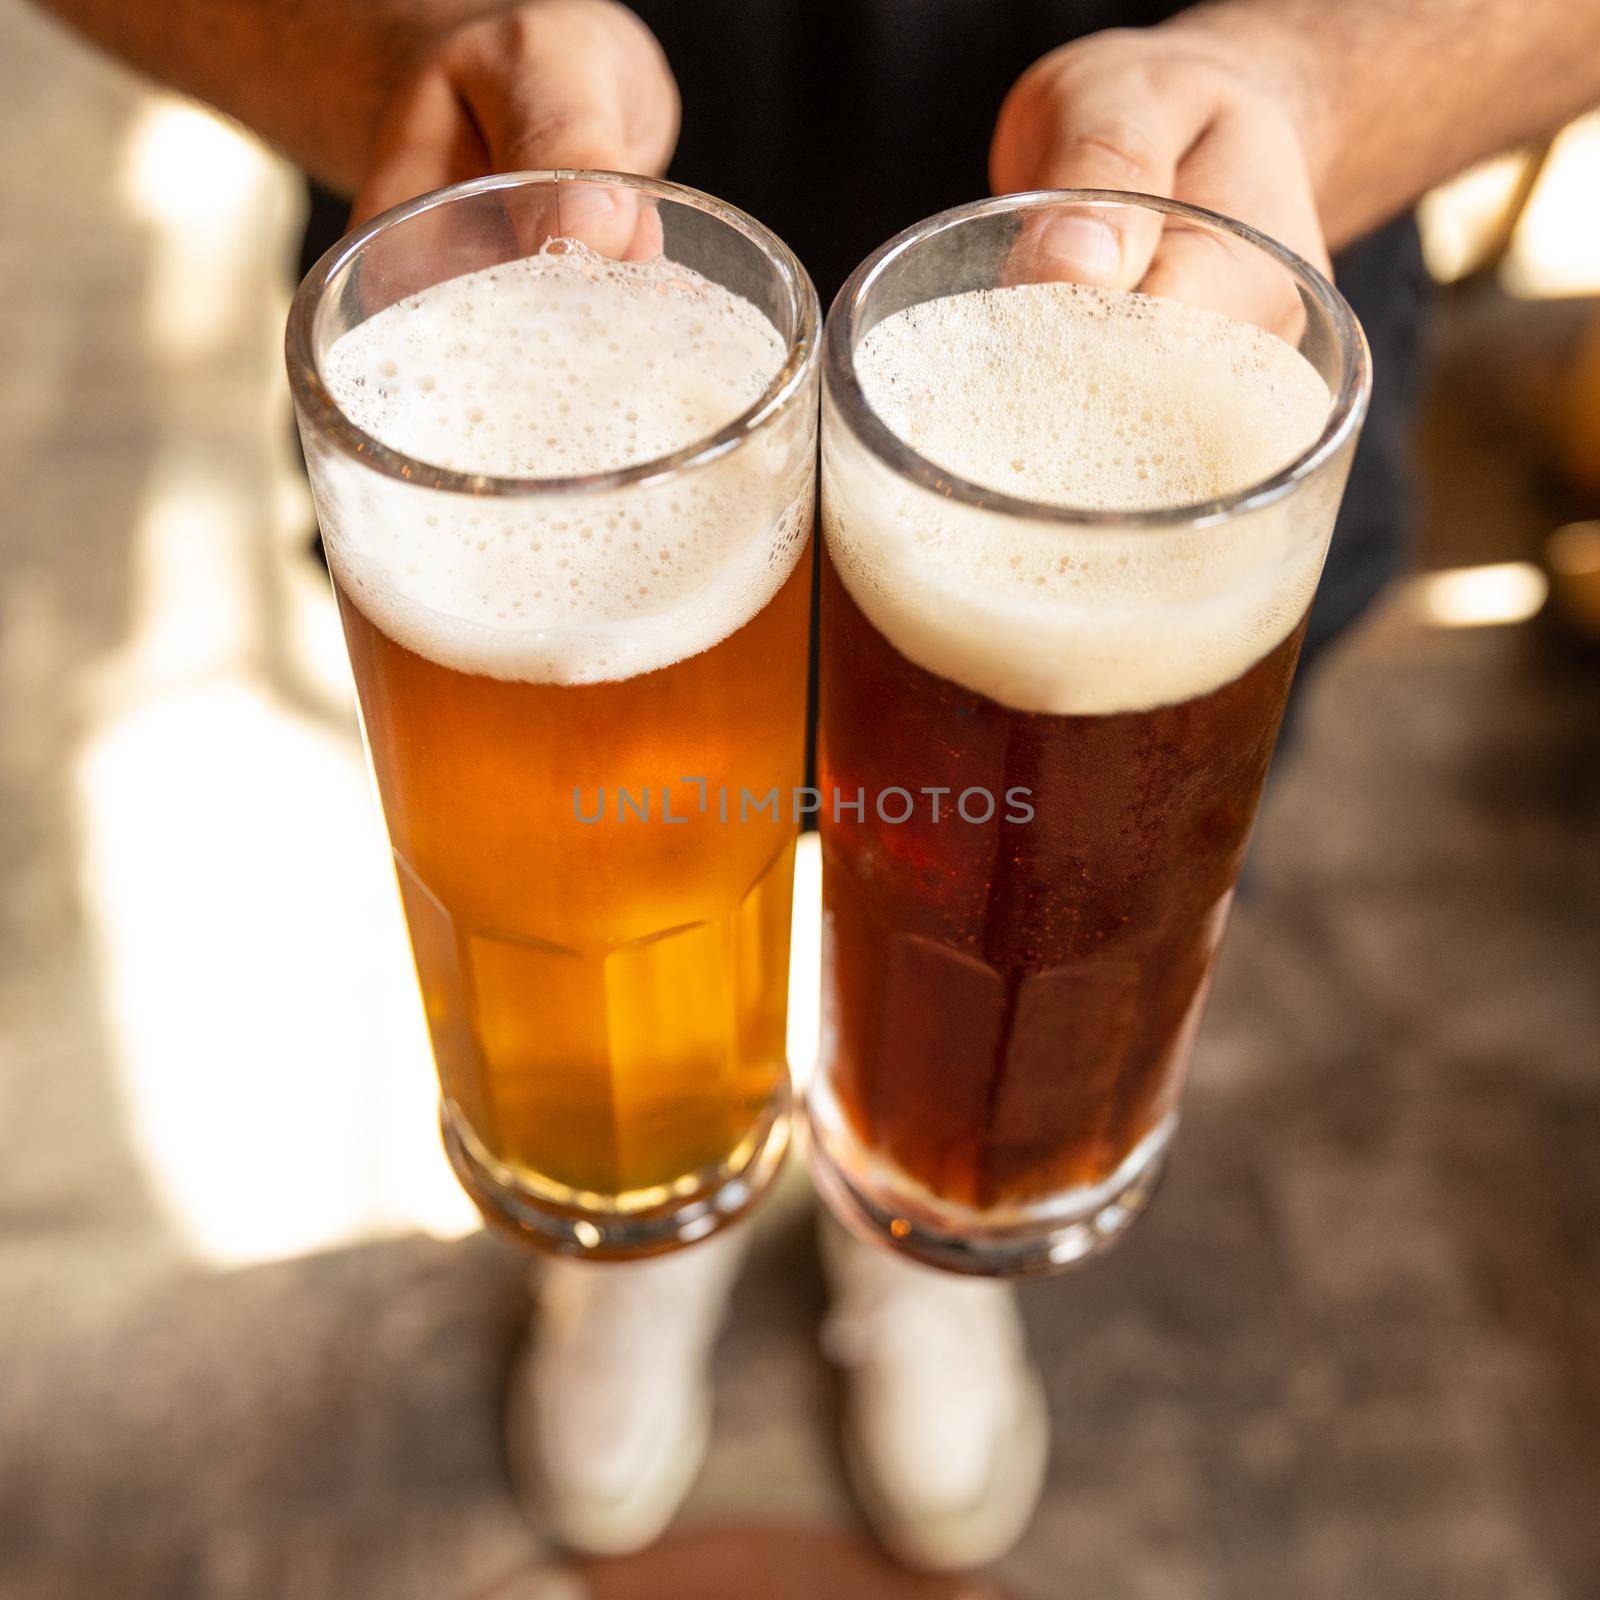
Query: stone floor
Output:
[[2, 4, 1598, 1598]]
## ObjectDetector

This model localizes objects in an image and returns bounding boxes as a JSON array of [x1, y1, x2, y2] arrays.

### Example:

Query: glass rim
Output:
[[285, 169, 821, 498], [823, 188, 1373, 529]]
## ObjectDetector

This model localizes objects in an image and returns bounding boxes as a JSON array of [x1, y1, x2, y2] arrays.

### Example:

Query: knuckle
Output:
[[509, 107, 614, 166], [487, 8, 540, 58], [518, 104, 581, 147], [438, 9, 534, 73], [1039, 29, 1150, 90], [1170, 221, 1234, 265], [1069, 125, 1168, 182], [481, 3, 595, 62], [1142, 56, 1205, 101], [1051, 27, 1145, 66]]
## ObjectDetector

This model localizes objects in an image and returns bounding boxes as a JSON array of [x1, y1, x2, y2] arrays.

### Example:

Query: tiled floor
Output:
[[3, 4, 1598, 1597]]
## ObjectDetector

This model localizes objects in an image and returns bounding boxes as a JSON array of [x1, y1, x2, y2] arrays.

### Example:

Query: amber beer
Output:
[[809, 193, 1369, 1276], [288, 173, 819, 1257], [338, 555, 810, 1202]]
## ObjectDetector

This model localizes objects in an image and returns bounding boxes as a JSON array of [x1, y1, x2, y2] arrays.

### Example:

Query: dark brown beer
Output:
[[812, 274, 1340, 1239], [810, 198, 1366, 1274], [818, 553, 1305, 1211]]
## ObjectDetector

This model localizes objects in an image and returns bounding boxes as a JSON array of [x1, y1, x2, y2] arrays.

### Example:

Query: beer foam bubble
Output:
[[315, 245, 810, 684], [825, 281, 1339, 715]]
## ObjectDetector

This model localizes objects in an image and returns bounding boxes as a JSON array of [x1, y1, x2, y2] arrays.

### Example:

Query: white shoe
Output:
[[507, 1229, 747, 1556], [820, 1218, 1050, 1572]]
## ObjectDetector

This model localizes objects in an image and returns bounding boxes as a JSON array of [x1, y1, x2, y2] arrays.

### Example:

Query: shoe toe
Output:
[[845, 1368, 1050, 1573], [510, 1358, 711, 1557]]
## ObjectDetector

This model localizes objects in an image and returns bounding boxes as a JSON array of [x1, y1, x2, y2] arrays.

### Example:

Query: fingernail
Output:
[[555, 186, 622, 243], [1035, 216, 1119, 282]]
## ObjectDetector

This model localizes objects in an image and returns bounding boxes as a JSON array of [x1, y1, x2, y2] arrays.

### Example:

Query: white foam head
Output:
[[310, 244, 812, 684], [823, 281, 1341, 715]]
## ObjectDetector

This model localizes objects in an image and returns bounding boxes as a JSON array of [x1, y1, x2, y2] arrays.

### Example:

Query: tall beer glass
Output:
[[287, 173, 819, 1258], [810, 192, 1369, 1276]]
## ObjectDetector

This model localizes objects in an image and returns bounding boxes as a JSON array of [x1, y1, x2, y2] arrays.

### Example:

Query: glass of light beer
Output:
[[809, 191, 1369, 1276], [287, 172, 818, 1259]]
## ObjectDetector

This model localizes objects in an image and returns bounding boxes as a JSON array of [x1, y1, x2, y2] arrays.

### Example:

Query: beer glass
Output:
[[809, 191, 1369, 1276], [287, 173, 819, 1258]]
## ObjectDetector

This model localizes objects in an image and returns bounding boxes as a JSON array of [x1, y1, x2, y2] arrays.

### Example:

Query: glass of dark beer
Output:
[[288, 173, 818, 1259], [808, 191, 1370, 1276]]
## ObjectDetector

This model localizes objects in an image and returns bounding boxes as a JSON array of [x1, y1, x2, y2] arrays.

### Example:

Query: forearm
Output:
[[1171, 0, 1600, 250], [31, 0, 507, 193]]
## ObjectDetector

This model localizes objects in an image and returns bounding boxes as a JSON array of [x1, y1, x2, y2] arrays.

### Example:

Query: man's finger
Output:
[[542, 171, 655, 261], [344, 70, 504, 314], [464, 70, 670, 257], [1140, 107, 1324, 337], [620, 201, 665, 261], [992, 67, 1200, 287], [458, 2, 677, 171], [351, 69, 489, 229]]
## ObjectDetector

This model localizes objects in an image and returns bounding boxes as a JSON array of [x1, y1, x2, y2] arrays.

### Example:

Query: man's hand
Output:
[[354, 0, 678, 253], [991, 18, 1329, 320]]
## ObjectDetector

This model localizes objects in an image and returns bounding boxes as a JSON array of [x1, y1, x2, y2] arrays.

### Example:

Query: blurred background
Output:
[[2, 0, 1598, 1596]]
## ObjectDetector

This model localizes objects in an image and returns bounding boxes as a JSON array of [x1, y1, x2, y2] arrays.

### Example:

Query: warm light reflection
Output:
[[1407, 561, 1549, 629], [120, 98, 297, 356], [111, 461, 257, 692], [120, 99, 266, 222], [1416, 154, 1529, 284], [79, 468, 481, 1267], [1417, 111, 1600, 296], [1505, 112, 1600, 298], [77, 97, 500, 1265]]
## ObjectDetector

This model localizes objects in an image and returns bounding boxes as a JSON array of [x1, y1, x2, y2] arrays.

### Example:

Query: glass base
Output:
[[805, 1088, 1175, 1278], [441, 1089, 791, 1262]]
